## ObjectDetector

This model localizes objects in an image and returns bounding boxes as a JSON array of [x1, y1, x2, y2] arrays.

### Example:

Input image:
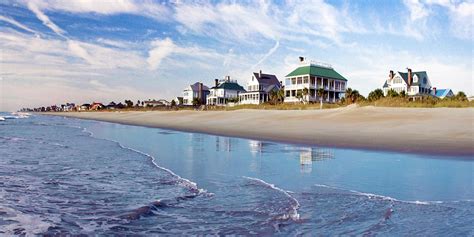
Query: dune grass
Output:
[[359, 97, 474, 108]]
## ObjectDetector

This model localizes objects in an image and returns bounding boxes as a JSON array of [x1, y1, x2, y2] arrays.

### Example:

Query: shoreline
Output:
[[43, 106, 474, 157]]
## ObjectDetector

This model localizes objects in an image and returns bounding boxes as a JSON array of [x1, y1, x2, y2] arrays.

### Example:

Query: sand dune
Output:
[[45, 106, 474, 157]]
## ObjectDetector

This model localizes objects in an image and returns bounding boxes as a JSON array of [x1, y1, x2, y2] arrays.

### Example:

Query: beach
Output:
[[45, 106, 474, 156]]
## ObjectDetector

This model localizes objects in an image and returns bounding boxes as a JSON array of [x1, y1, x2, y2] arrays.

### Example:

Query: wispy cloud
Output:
[[27, 1, 65, 37], [22, 0, 171, 21], [147, 37, 176, 70], [0, 15, 39, 35]]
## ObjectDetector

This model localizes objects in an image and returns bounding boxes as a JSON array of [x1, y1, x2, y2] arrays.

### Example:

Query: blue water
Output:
[[0, 113, 472, 235]]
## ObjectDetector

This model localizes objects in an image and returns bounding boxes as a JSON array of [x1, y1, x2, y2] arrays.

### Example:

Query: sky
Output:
[[0, 0, 472, 111]]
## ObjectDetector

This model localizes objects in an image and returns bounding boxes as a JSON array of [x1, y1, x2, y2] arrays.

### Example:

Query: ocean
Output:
[[0, 113, 472, 235]]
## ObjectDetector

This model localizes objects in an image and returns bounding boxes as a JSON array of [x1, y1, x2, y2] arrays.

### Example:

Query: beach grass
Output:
[[358, 97, 474, 108]]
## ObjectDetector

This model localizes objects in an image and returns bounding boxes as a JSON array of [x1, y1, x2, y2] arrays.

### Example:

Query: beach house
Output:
[[433, 88, 454, 99], [90, 102, 105, 110], [284, 58, 347, 103], [207, 76, 246, 106], [239, 71, 281, 105], [383, 69, 432, 97], [182, 82, 210, 105]]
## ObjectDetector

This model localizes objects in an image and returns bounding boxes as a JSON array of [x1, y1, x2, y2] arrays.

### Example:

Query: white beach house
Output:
[[383, 69, 432, 96], [284, 58, 347, 103], [239, 70, 281, 105], [182, 82, 210, 105], [207, 76, 246, 106]]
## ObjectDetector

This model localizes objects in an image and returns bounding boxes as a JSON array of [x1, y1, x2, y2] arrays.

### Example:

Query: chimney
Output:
[[407, 68, 412, 86], [259, 70, 262, 78], [299, 56, 305, 63], [389, 70, 394, 80], [215, 78, 219, 87], [433, 87, 436, 95], [198, 82, 203, 103]]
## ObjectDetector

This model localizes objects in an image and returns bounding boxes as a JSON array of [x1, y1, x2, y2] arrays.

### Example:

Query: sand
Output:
[[45, 106, 474, 157]]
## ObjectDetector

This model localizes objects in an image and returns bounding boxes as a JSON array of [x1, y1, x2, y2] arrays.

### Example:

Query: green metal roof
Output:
[[286, 65, 347, 81], [212, 82, 245, 91]]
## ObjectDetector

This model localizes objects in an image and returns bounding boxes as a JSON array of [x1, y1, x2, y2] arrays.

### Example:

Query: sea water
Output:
[[0, 113, 472, 235]]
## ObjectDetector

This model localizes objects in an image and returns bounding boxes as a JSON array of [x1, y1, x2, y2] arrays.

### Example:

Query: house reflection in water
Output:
[[249, 140, 264, 156], [215, 136, 234, 152], [248, 140, 275, 157], [299, 147, 334, 173]]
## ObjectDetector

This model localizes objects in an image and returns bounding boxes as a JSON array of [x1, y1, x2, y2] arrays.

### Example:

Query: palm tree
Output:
[[368, 88, 384, 101], [345, 88, 353, 104], [277, 87, 285, 103], [302, 87, 309, 104], [269, 90, 278, 104], [296, 90, 303, 103], [351, 90, 360, 103], [317, 88, 325, 109], [192, 97, 201, 107], [456, 91, 467, 101]]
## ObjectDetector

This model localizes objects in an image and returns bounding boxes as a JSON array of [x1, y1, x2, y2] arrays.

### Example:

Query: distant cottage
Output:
[[207, 76, 245, 106], [182, 82, 209, 105], [284, 58, 347, 103], [239, 70, 281, 105], [383, 69, 432, 96]]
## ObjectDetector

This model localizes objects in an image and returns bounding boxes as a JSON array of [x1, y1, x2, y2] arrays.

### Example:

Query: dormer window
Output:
[[413, 75, 418, 83], [423, 78, 427, 84]]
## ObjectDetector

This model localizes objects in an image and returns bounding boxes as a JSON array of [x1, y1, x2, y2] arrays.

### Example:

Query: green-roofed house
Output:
[[284, 60, 348, 103], [207, 76, 246, 106], [383, 69, 433, 97]]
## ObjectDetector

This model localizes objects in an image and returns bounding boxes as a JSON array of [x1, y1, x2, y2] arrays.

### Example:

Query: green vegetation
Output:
[[360, 88, 474, 108]]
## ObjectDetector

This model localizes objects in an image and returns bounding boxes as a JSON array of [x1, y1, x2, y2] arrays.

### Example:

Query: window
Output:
[[297, 77, 302, 84], [291, 78, 296, 85], [423, 78, 427, 84], [286, 90, 290, 97], [303, 76, 309, 84], [393, 77, 402, 84]]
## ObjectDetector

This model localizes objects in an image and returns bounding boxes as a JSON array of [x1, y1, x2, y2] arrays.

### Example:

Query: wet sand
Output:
[[45, 106, 474, 157]]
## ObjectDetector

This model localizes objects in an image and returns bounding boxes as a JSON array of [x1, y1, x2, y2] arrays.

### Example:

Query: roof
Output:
[[286, 65, 347, 81], [212, 81, 245, 91], [188, 82, 209, 91], [398, 71, 427, 86], [435, 89, 452, 97], [253, 72, 280, 86]]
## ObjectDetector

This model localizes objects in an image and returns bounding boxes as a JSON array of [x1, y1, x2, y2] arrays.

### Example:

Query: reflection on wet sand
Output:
[[300, 147, 334, 173]]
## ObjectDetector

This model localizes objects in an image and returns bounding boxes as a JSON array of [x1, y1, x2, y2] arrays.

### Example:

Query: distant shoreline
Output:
[[43, 106, 474, 157]]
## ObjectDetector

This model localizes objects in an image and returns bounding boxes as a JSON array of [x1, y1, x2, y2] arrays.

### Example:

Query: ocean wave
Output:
[[313, 183, 472, 206], [65, 124, 210, 197], [242, 176, 300, 221], [0, 206, 57, 235]]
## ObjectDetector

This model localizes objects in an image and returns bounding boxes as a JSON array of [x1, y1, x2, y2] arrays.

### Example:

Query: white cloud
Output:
[[174, 1, 281, 42], [402, 0, 474, 40], [147, 38, 176, 70], [404, 0, 430, 21], [448, 1, 474, 39]]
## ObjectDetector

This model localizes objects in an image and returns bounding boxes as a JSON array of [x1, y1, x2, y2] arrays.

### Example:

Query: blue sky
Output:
[[0, 0, 472, 110]]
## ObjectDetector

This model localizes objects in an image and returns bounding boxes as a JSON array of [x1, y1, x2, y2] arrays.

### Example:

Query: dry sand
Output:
[[46, 106, 474, 157]]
